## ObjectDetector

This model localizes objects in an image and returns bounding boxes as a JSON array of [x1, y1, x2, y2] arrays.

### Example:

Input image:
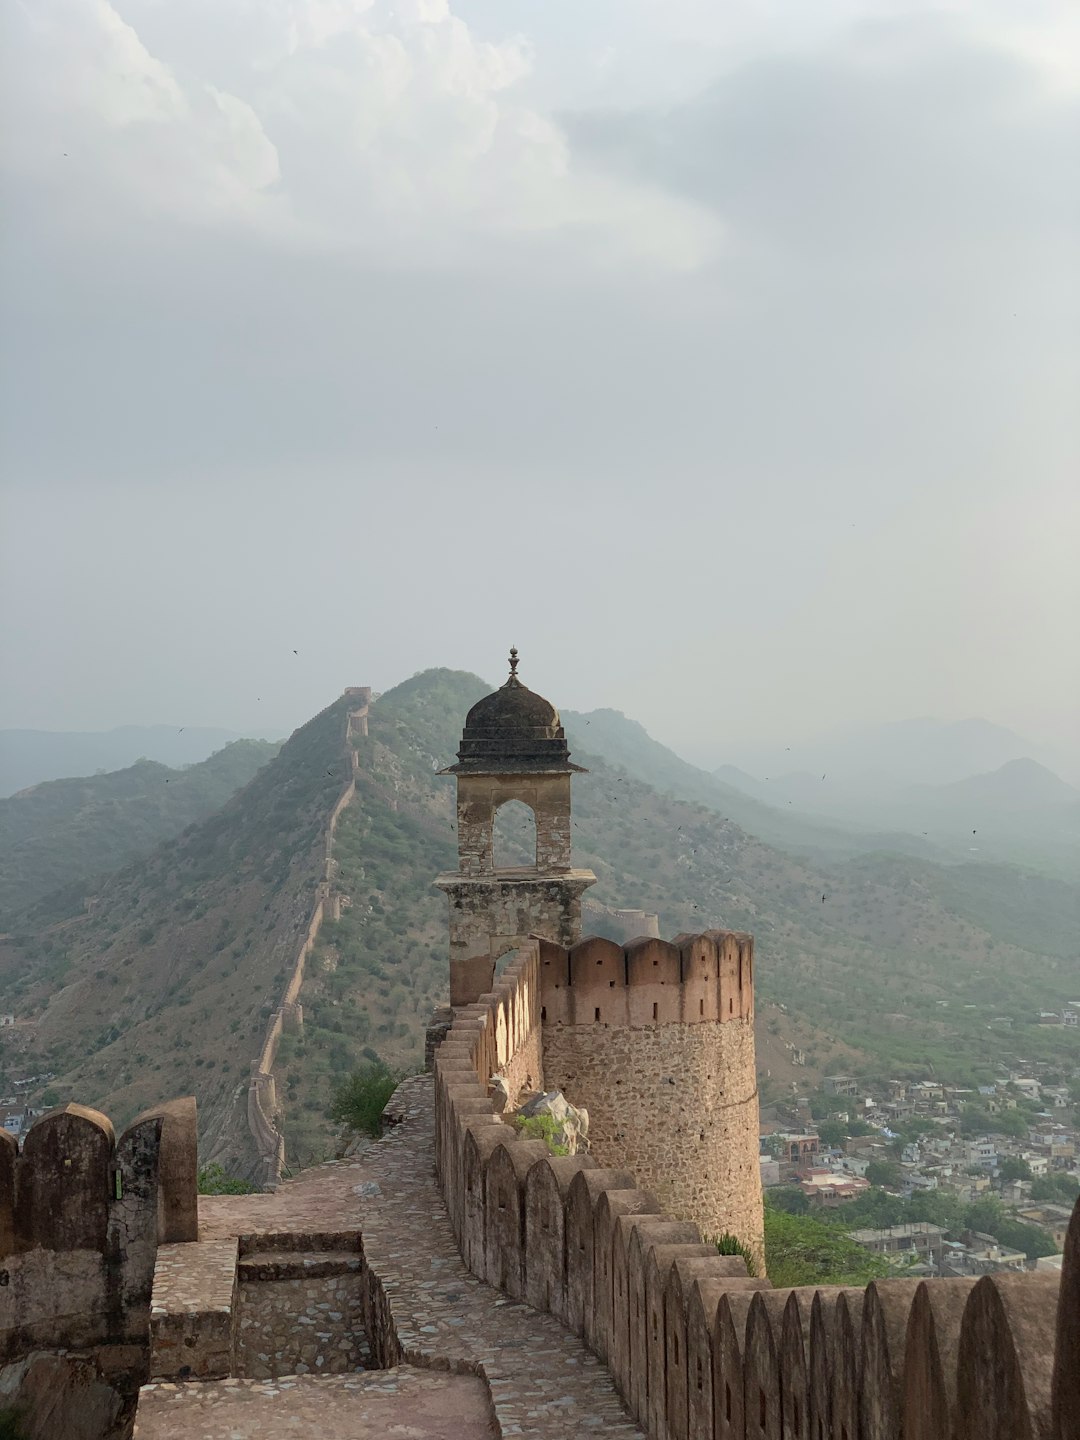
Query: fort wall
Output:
[[432, 938, 1077, 1440], [0, 1098, 198, 1364], [539, 931, 762, 1264], [246, 691, 370, 1187]]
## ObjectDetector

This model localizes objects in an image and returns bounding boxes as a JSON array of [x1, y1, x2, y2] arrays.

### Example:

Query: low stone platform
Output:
[[135, 1076, 644, 1439], [135, 1366, 496, 1438], [150, 1238, 237, 1380]]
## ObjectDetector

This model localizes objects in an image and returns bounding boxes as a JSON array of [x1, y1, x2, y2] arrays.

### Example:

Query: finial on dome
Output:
[[508, 646, 519, 679]]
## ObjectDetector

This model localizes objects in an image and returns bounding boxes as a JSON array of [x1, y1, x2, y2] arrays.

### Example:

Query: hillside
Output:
[[707, 715, 1073, 788], [710, 744, 1080, 876], [0, 696, 355, 1171], [278, 672, 1080, 1158], [0, 724, 277, 796], [909, 757, 1080, 811], [0, 740, 278, 921], [563, 707, 940, 863], [4, 669, 1078, 1178]]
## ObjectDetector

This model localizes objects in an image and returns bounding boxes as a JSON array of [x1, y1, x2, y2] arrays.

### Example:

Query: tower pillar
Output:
[[436, 649, 596, 1006]]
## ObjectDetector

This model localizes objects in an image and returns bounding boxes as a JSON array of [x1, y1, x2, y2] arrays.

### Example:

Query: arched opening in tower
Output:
[[492, 798, 538, 871]]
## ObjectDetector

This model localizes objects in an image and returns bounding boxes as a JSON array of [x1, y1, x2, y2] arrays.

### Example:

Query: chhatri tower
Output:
[[435, 649, 596, 1006]]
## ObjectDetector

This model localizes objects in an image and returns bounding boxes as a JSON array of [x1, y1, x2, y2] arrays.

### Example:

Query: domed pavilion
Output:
[[436, 650, 596, 1005]]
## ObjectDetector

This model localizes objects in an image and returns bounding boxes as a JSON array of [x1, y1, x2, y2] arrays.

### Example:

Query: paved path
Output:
[[137, 1367, 496, 1439], [137, 1076, 644, 1439]]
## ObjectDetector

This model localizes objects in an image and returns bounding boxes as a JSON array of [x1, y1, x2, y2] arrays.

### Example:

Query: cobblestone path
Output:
[[138, 1366, 496, 1438], [137, 1076, 644, 1439]]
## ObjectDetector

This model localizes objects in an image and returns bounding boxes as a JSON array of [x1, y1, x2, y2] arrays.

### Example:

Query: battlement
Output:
[[0, 1098, 198, 1361], [432, 944, 1078, 1440], [539, 930, 754, 1027]]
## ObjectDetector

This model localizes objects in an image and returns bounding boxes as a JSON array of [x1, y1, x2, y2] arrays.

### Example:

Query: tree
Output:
[[866, 1159, 904, 1190], [329, 1058, 399, 1136], [768, 1185, 810, 1215], [993, 1218, 1057, 1261], [764, 1203, 891, 1289], [998, 1157, 1032, 1183], [1031, 1174, 1080, 1205], [818, 1119, 849, 1149]]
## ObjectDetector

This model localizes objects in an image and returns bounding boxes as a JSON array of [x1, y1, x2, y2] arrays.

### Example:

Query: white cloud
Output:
[[2, 0, 720, 269]]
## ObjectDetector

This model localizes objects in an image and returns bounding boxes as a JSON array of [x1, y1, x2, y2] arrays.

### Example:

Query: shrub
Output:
[[511, 1113, 569, 1157], [764, 1201, 891, 1288], [197, 1163, 256, 1195], [329, 1059, 399, 1137], [715, 1231, 757, 1276]]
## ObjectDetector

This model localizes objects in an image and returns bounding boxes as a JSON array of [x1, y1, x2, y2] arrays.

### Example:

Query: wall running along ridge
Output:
[[246, 690, 371, 1188], [539, 931, 762, 1267], [433, 938, 1079, 1440]]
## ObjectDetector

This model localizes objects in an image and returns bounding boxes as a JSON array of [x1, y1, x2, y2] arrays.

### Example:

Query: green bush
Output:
[[715, 1231, 757, 1276], [511, 1113, 569, 1156], [329, 1059, 399, 1136], [197, 1163, 257, 1195], [764, 1201, 891, 1289]]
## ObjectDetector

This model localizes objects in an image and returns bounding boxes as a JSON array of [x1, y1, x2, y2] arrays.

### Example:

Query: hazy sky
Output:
[[2, 0, 1077, 762]]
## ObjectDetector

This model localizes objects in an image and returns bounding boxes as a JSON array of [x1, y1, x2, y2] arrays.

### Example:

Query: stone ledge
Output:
[[238, 1251, 362, 1282]]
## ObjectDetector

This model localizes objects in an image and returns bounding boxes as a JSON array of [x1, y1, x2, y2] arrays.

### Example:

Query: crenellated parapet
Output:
[[431, 942, 1078, 1440], [538, 930, 761, 1261], [0, 1098, 198, 1362], [539, 930, 754, 1027]]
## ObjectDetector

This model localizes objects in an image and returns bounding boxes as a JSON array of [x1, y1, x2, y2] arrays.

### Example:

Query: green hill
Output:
[[0, 699, 353, 1169], [5, 669, 1077, 1178], [0, 740, 279, 922]]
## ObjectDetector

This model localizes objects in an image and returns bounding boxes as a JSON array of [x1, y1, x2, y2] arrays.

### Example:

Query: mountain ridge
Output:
[[3, 670, 1077, 1179]]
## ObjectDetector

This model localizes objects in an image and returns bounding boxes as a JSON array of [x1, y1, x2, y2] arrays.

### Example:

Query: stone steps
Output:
[[148, 1232, 369, 1384], [239, 1229, 359, 1256], [238, 1250, 362, 1282]]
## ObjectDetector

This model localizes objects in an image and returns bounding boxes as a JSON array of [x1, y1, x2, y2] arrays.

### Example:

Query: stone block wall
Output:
[[436, 871, 595, 1000], [453, 772, 574, 875], [433, 939, 1079, 1440], [539, 931, 762, 1265], [234, 1245, 368, 1380], [0, 1098, 198, 1362]]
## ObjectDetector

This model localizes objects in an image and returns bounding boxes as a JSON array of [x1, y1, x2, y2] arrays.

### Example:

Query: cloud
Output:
[[2, 0, 719, 269]]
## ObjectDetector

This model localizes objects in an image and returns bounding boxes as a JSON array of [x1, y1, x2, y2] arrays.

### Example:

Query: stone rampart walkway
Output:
[[138, 1367, 495, 1439], [136, 1076, 644, 1439]]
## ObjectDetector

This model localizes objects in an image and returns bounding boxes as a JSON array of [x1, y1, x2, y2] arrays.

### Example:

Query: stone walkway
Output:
[[137, 1367, 496, 1438], [136, 1075, 645, 1439]]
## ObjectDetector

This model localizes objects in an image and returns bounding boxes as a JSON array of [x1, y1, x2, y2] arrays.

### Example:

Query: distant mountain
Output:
[[0, 740, 279, 921], [563, 708, 941, 863], [0, 725, 284, 797], [909, 758, 1080, 812], [708, 716, 1073, 790]]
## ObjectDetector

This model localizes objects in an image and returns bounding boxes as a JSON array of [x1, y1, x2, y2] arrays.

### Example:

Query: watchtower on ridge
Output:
[[436, 649, 596, 1007]]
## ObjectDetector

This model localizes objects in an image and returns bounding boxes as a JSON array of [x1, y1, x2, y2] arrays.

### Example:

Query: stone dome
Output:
[[463, 677, 561, 738], [443, 649, 584, 774]]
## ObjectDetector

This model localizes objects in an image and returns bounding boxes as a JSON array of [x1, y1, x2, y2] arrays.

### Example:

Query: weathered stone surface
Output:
[[136, 1366, 495, 1440], [517, 1089, 590, 1154], [124, 1097, 198, 1244], [235, 1261, 369, 1380], [542, 1012, 762, 1267], [147, 1076, 645, 1439], [0, 1352, 124, 1440]]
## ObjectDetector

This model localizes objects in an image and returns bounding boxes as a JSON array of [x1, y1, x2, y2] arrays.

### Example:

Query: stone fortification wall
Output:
[[0, 1098, 197, 1364], [246, 691, 370, 1187], [539, 931, 762, 1265], [432, 939, 1077, 1440]]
